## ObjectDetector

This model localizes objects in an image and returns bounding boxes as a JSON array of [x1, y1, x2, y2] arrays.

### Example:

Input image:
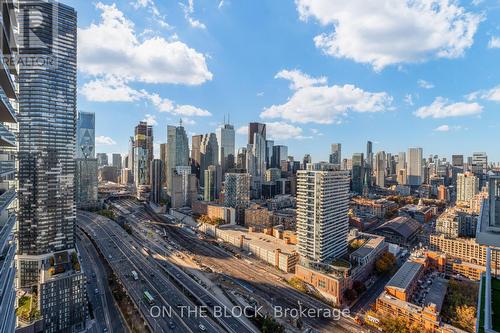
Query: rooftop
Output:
[[350, 234, 385, 259], [422, 277, 448, 313], [387, 261, 423, 291], [375, 216, 421, 239]]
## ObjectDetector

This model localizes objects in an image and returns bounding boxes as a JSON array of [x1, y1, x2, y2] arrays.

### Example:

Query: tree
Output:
[[344, 288, 357, 301], [375, 252, 396, 275], [353, 280, 366, 294], [454, 305, 476, 333]]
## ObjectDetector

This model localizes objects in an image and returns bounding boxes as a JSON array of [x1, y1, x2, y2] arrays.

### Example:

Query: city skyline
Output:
[[64, 0, 500, 161]]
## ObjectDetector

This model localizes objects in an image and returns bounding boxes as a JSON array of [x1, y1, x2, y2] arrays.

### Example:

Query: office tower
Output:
[[191, 134, 203, 179], [0, 2, 18, 331], [456, 172, 479, 203], [351, 153, 365, 195], [76, 112, 95, 158], [375, 151, 386, 187], [407, 147, 423, 186], [112, 153, 122, 170], [217, 123, 235, 174], [160, 143, 168, 186], [265, 140, 274, 169], [472, 152, 488, 170], [248, 122, 266, 145], [150, 159, 163, 204], [329, 143, 341, 165], [296, 163, 350, 263], [96, 152, 108, 167], [236, 147, 247, 170], [167, 123, 190, 195], [128, 136, 134, 170], [224, 171, 251, 208], [272, 145, 288, 168], [452, 155, 464, 167], [17, 2, 87, 331], [133, 121, 153, 189], [121, 168, 132, 185], [247, 125, 266, 198], [265, 168, 282, 182], [366, 141, 373, 167], [170, 166, 197, 208], [200, 133, 219, 187], [204, 165, 222, 201], [75, 112, 98, 209], [303, 154, 312, 169]]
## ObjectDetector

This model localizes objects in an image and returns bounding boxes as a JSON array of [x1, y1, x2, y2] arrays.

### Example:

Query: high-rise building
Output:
[[452, 155, 464, 167], [171, 166, 197, 208], [302, 154, 312, 169], [236, 147, 247, 170], [366, 141, 373, 168], [472, 152, 488, 170], [160, 143, 167, 186], [128, 136, 134, 170], [296, 163, 350, 263], [96, 152, 108, 167], [76, 112, 95, 159], [265, 140, 274, 169], [167, 122, 189, 194], [191, 134, 203, 179], [375, 151, 386, 187], [272, 145, 288, 169], [133, 121, 153, 188], [150, 159, 163, 204], [329, 143, 341, 165], [75, 112, 98, 209], [247, 124, 266, 198], [204, 165, 222, 202], [248, 122, 266, 145], [200, 133, 219, 187], [456, 172, 479, 203], [17, 2, 87, 331], [407, 148, 423, 186], [224, 171, 251, 209], [216, 123, 235, 174], [0, 2, 18, 331], [112, 153, 122, 170], [352, 153, 365, 195]]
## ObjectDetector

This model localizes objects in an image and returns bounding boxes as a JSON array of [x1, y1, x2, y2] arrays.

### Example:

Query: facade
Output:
[[247, 126, 266, 198], [272, 145, 288, 169], [191, 134, 202, 179], [170, 166, 197, 208], [167, 123, 190, 195], [112, 153, 122, 170], [351, 153, 365, 195], [296, 163, 350, 263], [17, 2, 87, 331], [374, 151, 386, 187], [456, 172, 479, 203], [133, 121, 153, 188], [76, 112, 95, 159], [159, 143, 167, 186], [224, 171, 251, 209], [329, 143, 341, 165], [150, 159, 163, 204], [0, 0, 18, 330], [435, 208, 477, 238], [407, 147, 423, 186], [216, 123, 235, 174]]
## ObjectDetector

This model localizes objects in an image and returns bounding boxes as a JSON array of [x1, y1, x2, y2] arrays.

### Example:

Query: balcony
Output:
[[0, 58, 16, 100], [0, 160, 15, 176], [0, 213, 15, 255], [0, 91, 15, 123], [0, 188, 15, 212], [0, 123, 15, 147]]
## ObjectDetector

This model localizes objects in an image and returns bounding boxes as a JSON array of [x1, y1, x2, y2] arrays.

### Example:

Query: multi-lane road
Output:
[[78, 210, 258, 333], [114, 199, 364, 333]]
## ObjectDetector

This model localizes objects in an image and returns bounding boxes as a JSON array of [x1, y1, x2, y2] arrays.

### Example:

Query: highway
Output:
[[76, 229, 128, 333], [78, 211, 223, 333], [115, 199, 362, 333]]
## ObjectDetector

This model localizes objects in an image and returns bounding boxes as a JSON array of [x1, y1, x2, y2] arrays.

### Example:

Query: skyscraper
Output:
[[216, 123, 235, 174], [407, 147, 423, 186], [248, 122, 266, 145], [204, 165, 222, 202], [272, 145, 288, 169], [224, 171, 251, 217], [133, 121, 153, 188], [96, 152, 108, 167], [452, 155, 464, 167], [0, 1, 18, 330], [150, 159, 164, 204], [247, 123, 266, 198], [456, 172, 479, 203], [191, 134, 203, 179], [265, 140, 274, 169], [296, 163, 350, 263], [375, 151, 386, 187], [75, 112, 98, 209], [17, 2, 87, 331], [167, 122, 190, 195], [112, 153, 122, 170], [352, 153, 365, 195], [200, 133, 219, 187], [329, 143, 341, 165]]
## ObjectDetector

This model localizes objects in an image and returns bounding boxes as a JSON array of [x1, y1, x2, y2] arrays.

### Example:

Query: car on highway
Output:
[[198, 324, 206, 331], [94, 288, 99, 295], [168, 321, 175, 329]]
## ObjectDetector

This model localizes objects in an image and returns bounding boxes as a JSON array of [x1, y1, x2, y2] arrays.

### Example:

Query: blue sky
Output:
[[66, 0, 500, 162]]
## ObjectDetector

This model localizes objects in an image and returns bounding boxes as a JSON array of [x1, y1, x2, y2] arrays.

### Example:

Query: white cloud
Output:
[[172, 105, 211, 117], [488, 36, 500, 49], [80, 76, 144, 102], [261, 69, 392, 124], [434, 125, 464, 132], [181, 118, 197, 125], [79, 3, 212, 85], [466, 86, 500, 102], [96, 136, 117, 145], [257, 92, 264, 97], [418, 79, 435, 89], [404, 94, 414, 106], [218, 0, 225, 9], [296, 0, 483, 71], [236, 126, 248, 136], [180, 0, 207, 29], [415, 97, 483, 119], [143, 114, 158, 126], [236, 123, 308, 140], [275, 69, 327, 90]]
